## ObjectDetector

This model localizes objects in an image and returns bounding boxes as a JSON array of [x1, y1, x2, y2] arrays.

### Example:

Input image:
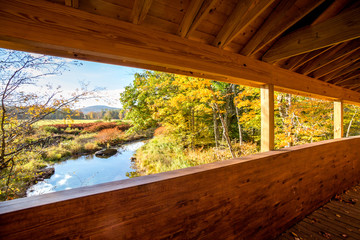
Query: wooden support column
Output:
[[334, 100, 344, 138], [261, 84, 274, 152]]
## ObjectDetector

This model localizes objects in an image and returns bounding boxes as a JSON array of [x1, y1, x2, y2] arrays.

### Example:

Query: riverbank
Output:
[[27, 140, 145, 197], [0, 121, 154, 201]]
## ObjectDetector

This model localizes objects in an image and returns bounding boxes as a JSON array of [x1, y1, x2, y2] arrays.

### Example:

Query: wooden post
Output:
[[261, 84, 274, 152], [334, 100, 344, 138]]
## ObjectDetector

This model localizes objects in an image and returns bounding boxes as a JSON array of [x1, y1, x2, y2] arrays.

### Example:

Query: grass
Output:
[[35, 119, 99, 127], [134, 135, 258, 176]]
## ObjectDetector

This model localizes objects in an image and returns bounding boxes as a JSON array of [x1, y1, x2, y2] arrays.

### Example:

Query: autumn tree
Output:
[[0, 49, 89, 200]]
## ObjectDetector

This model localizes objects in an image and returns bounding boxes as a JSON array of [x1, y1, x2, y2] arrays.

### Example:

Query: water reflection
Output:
[[27, 141, 144, 197]]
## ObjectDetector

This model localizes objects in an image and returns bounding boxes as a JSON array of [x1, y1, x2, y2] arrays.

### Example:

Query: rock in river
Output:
[[95, 148, 118, 158]]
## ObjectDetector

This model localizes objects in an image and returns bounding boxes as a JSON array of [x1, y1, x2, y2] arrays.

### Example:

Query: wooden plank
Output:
[[2, 0, 360, 105], [334, 100, 343, 138], [310, 49, 360, 79], [311, 0, 352, 26], [322, 61, 360, 82], [213, 0, 274, 48], [1, 135, 360, 239], [263, 7, 360, 63], [300, 39, 360, 75], [177, 0, 216, 38], [283, 47, 331, 71], [131, 0, 153, 24], [241, 0, 325, 57], [65, 0, 72, 7], [261, 84, 274, 152]]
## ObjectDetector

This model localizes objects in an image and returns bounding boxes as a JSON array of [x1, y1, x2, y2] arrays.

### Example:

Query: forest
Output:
[[120, 71, 360, 175]]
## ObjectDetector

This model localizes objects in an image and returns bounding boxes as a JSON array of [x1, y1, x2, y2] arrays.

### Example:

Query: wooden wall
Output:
[[1, 136, 360, 239]]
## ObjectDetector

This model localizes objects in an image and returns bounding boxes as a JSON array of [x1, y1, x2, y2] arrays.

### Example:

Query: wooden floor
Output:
[[277, 185, 360, 240]]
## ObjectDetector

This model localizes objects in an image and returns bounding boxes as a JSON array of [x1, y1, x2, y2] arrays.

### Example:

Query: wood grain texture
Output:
[[277, 184, 360, 240], [2, 0, 360, 105], [263, 7, 360, 63], [310, 49, 360, 79], [301, 40, 360, 75], [213, 0, 274, 48], [261, 84, 274, 152], [241, 0, 324, 57], [131, 0, 153, 24], [177, 0, 216, 38], [1, 137, 360, 239], [334, 101, 344, 138], [322, 61, 360, 82]]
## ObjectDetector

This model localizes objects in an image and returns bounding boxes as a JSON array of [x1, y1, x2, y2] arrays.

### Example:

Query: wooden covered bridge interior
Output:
[[1, 0, 360, 239]]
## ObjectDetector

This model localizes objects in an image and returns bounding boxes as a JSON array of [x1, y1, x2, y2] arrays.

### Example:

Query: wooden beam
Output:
[[300, 39, 360, 75], [263, 7, 360, 63], [261, 84, 274, 152], [131, 0, 153, 24], [334, 100, 343, 138], [241, 0, 325, 57], [2, 0, 360, 105], [213, 0, 274, 48], [310, 49, 360, 79], [311, 0, 352, 26], [65, 0, 78, 8], [282, 47, 331, 71], [177, 0, 216, 38], [322, 61, 360, 82]]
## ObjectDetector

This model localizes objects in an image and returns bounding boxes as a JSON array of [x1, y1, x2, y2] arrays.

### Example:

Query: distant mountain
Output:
[[78, 105, 120, 114]]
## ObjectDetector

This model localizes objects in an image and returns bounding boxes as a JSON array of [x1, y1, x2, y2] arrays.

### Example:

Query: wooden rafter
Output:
[[131, 0, 153, 25], [333, 70, 360, 85], [1, 0, 360, 105], [283, 47, 331, 71], [65, 0, 78, 8], [263, 7, 360, 63], [177, 0, 216, 38], [300, 39, 360, 75], [213, 0, 274, 48], [322, 61, 360, 82], [310, 49, 360, 79], [241, 0, 325, 57], [311, 0, 352, 26]]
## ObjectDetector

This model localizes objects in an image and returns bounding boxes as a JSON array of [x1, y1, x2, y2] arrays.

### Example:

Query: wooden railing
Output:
[[1, 136, 360, 239]]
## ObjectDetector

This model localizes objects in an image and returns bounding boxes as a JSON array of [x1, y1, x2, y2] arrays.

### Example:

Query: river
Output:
[[26, 141, 144, 197]]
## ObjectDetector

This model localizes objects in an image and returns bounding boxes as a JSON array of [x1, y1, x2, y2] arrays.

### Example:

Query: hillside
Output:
[[78, 105, 120, 114]]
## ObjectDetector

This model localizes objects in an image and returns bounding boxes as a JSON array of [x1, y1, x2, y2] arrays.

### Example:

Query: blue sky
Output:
[[44, 60, 142, 108]]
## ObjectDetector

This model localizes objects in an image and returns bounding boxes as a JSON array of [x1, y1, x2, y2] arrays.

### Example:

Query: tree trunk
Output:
[[346, 107, 358, 137], [214, 102, 235, 158], [212, 106, 219, 148], [232, 84, 242, 145]]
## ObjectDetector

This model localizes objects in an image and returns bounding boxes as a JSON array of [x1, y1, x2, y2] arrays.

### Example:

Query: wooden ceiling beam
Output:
[[336, 77, 360, 88], [285, 47, 331, 71], [213, 0, 274, 48], [241, 0, 325, 57], [310, 49, 360, 79], [177, 0, 216, 38], [311, 0, 352, 26], [131, 0, 153, 24], [262, 6, 360, 63], [322, 61, 360, 82], [2, 0, 360, 105], [300, 39, 360, 75], [332, 70, 360, 85], [65, 0, 78, 9]]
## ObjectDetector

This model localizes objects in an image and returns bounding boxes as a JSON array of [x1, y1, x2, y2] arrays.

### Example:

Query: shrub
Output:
[[96, 128, 124, 145], [43, 126, 59, 134], [84, 142, 101, 152]]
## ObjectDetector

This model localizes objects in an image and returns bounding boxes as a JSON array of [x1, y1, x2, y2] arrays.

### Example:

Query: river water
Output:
[[26, 141, 144, 197]]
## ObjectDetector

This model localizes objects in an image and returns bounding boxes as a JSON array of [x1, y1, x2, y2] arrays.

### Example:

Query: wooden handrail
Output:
[[1, 137, 360, 239]]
